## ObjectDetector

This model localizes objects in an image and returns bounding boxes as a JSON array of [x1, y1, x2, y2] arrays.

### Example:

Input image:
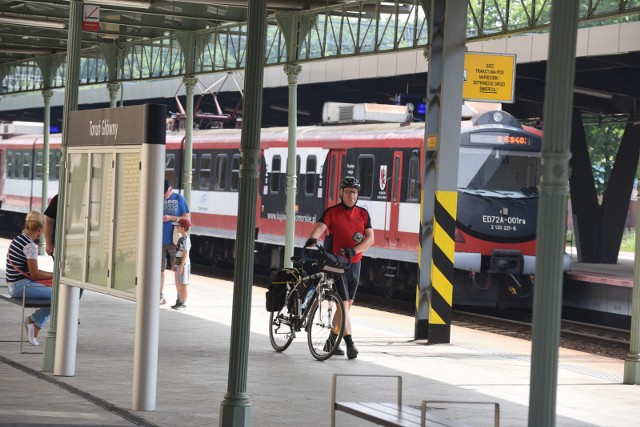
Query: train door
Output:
[[386, 151, 403, 244], [325, 149, 346, 209]]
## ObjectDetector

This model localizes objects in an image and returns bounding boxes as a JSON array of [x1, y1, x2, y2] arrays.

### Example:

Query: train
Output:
[[0, 105, 571, 307]]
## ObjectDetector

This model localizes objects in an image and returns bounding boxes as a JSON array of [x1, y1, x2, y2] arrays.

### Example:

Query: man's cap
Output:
[[164, 179, 171, 193], [173, 217, 191, 230]]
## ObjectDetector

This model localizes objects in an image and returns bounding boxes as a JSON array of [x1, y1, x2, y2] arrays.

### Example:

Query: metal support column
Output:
[[624, 177, 640, 383], [528, 1, 579, 425], [39, 89, 53, 254], [416, 0, 466, 343], [283, 63, 301, 268], [219, 0, 267, 425], [44, 0, 82, 374], [107, 82, 121, 108], [182, 76, 197, 205]]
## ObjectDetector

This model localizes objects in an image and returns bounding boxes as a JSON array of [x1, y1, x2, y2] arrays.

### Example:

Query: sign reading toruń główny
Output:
[[463, 52, 516, 103]]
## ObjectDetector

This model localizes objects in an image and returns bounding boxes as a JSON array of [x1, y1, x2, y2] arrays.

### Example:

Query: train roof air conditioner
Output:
[[322, 102, 411, 124]]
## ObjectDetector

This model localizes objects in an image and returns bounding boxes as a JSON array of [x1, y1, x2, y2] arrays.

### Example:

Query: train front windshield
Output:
[[458, 147, 540, 194]]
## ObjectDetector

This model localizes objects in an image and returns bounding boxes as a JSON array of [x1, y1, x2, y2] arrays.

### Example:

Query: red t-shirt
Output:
[[319, 203, 372, 263]]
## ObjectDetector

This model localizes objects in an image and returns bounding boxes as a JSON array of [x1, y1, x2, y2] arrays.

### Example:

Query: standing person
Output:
[[161, 179, 189, 305], [43, 194, 58, 257], [305, 176, 374, 359], [6, 211, 53, 346], [171, 218, 191, 310]]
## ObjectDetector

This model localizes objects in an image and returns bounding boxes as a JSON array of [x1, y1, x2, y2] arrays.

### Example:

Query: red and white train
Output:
[[0, 108, 569, 306]]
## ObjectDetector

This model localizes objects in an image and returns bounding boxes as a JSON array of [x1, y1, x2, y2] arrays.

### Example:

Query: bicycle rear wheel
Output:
[[269, 304, 295, 352], [307, 290, 345, 361]]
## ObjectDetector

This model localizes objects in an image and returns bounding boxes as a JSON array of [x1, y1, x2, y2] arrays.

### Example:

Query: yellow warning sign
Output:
[[463, 52, 516, 103], [427, 135, 437, 148]]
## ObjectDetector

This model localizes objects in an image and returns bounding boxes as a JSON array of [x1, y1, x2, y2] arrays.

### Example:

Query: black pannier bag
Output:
[[266, 268, 301, 312], [304, 248, 348, 275]]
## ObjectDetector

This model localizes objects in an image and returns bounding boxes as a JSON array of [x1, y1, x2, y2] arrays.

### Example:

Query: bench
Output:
[[331, 374, 500, 427], [0, 286, 51, 354]]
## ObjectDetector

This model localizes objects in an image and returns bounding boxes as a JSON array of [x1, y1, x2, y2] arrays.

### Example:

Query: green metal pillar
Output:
[[42, 0, 82, 373], [623, 175, 640, 383], [39, 89, 53, 255], [528, 1, 579, 425], [219, 0, 267, 425], [283, 63, 301, 268], [107, 82, 120, 108], [182, 76, 197, 205]]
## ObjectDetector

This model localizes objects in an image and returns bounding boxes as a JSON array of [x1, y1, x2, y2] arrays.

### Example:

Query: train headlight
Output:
[[492, 111, 504, 123]]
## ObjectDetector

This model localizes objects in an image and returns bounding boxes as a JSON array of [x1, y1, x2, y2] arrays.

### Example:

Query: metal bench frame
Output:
[[331, 374, 500, 427], [0, 285, 51, 354]]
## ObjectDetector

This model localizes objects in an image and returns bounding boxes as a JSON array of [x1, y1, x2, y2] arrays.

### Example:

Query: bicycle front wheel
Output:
[[307, 291, 345, 361], [269, 306, 295, 352]]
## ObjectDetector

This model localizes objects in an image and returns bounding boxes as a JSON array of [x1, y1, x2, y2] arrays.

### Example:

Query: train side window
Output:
[[305, 156, 317, 195], [49, 151, 61, 181], [230, 154, 240, 191], [270, 155, 281, 194], [35, 152, 44, 179], [191, 154, 197, 190], [13, 152, 22, 178], [215, 154, 228, 190], [199, 154, 212, 190], [6, 151, 14, 178], [407, 155, 420, 202], [165, 153, 176, 188], [295, 155, 300, 195], [22, 152, 31, 179], [357, 155, 374, 199]]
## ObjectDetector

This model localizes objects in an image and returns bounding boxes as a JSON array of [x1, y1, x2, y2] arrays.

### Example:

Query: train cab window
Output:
[[357, 155, 374, 199], [35, 152, 44, 179], [191, 154, 197, 190], [199, 154, 212, 190], [305, 156, 317, 195], [165, 153, 176, 188], [215, 154, 228, 190], [407, 155, 420, 202], [230, 154, 240, 191], [49, 150, 61, 181], [270, 155, 281, 194], [6, 151, 14, 178]]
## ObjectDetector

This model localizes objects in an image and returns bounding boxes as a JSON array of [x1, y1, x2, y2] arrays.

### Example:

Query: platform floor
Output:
[[1, 237, 639, 426]]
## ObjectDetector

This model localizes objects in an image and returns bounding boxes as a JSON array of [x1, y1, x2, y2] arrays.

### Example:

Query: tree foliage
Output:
[[583, 119, 625, 194]]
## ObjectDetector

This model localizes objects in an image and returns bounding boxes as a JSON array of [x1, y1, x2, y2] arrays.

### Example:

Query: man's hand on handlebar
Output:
[[341, 247, 356, 259], [304, 237, 317, 248]]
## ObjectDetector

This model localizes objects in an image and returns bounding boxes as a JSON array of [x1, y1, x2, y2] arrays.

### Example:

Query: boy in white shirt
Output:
[[172, 218, 191, 310]]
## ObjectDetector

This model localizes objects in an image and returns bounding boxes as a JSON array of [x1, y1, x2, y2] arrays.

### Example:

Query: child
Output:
[[172, 217, 191, 310]]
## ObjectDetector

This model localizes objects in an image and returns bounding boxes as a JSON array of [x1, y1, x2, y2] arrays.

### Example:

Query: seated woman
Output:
[[6, 210, 53, 346]]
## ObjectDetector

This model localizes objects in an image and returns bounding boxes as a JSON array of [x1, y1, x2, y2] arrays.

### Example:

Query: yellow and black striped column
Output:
[[416, 0, 466, 344], [428, 191, 457, 342]]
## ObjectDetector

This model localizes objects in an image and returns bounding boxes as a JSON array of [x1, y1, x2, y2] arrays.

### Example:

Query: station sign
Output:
[[463, 52, 516, 103], [83, 5, 100, 32]]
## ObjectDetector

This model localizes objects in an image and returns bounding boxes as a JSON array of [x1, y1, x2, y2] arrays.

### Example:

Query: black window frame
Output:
[[356, 155, 375, 199]]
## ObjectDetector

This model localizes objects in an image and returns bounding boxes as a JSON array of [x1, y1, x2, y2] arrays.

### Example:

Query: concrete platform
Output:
[[1, 237, 639, 426]]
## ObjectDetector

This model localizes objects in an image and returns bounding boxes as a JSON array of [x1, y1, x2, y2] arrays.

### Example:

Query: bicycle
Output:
[[267, 245, 347, 361]]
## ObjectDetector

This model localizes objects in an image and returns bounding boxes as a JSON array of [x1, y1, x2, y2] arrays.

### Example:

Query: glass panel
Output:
[[407, 156, 420, 202], [22, 152, 31, 179], [35, 152, 44, 179], [50, 150, 61, 180], [85, 153, 113, 287], [6, 152, 14, 178], [305, 156, 317, 195], [357, 156, 374, 198], [199, 154, 212, 190], [62, 153, 89, 281], [230, 154, 240, 191], [393, 156, 400, 202], [215, 155, 228, 190], [165, 153, 176, 187], [270, 155, 281, 193], [191, 153, 196, 190], [111, 152, 141, 294]]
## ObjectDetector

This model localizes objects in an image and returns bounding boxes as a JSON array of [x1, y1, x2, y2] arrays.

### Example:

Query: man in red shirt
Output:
[[305, 176, 374, 359]]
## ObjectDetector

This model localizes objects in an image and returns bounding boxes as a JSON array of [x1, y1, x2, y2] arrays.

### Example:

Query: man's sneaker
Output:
[[323, 337, 345, 355], [171, 301, 186, 310], [347, 345, 359, 360]]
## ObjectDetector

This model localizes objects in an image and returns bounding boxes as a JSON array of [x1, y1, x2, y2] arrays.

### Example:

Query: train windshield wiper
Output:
[[458, 188, 496, 205], [479, 189, 526, 207]]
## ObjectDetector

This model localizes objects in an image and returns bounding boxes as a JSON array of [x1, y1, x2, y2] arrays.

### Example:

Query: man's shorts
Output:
[[335, 261, 361, 302], [175, 264, 191, 285], [161, 244, 176, 271]]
